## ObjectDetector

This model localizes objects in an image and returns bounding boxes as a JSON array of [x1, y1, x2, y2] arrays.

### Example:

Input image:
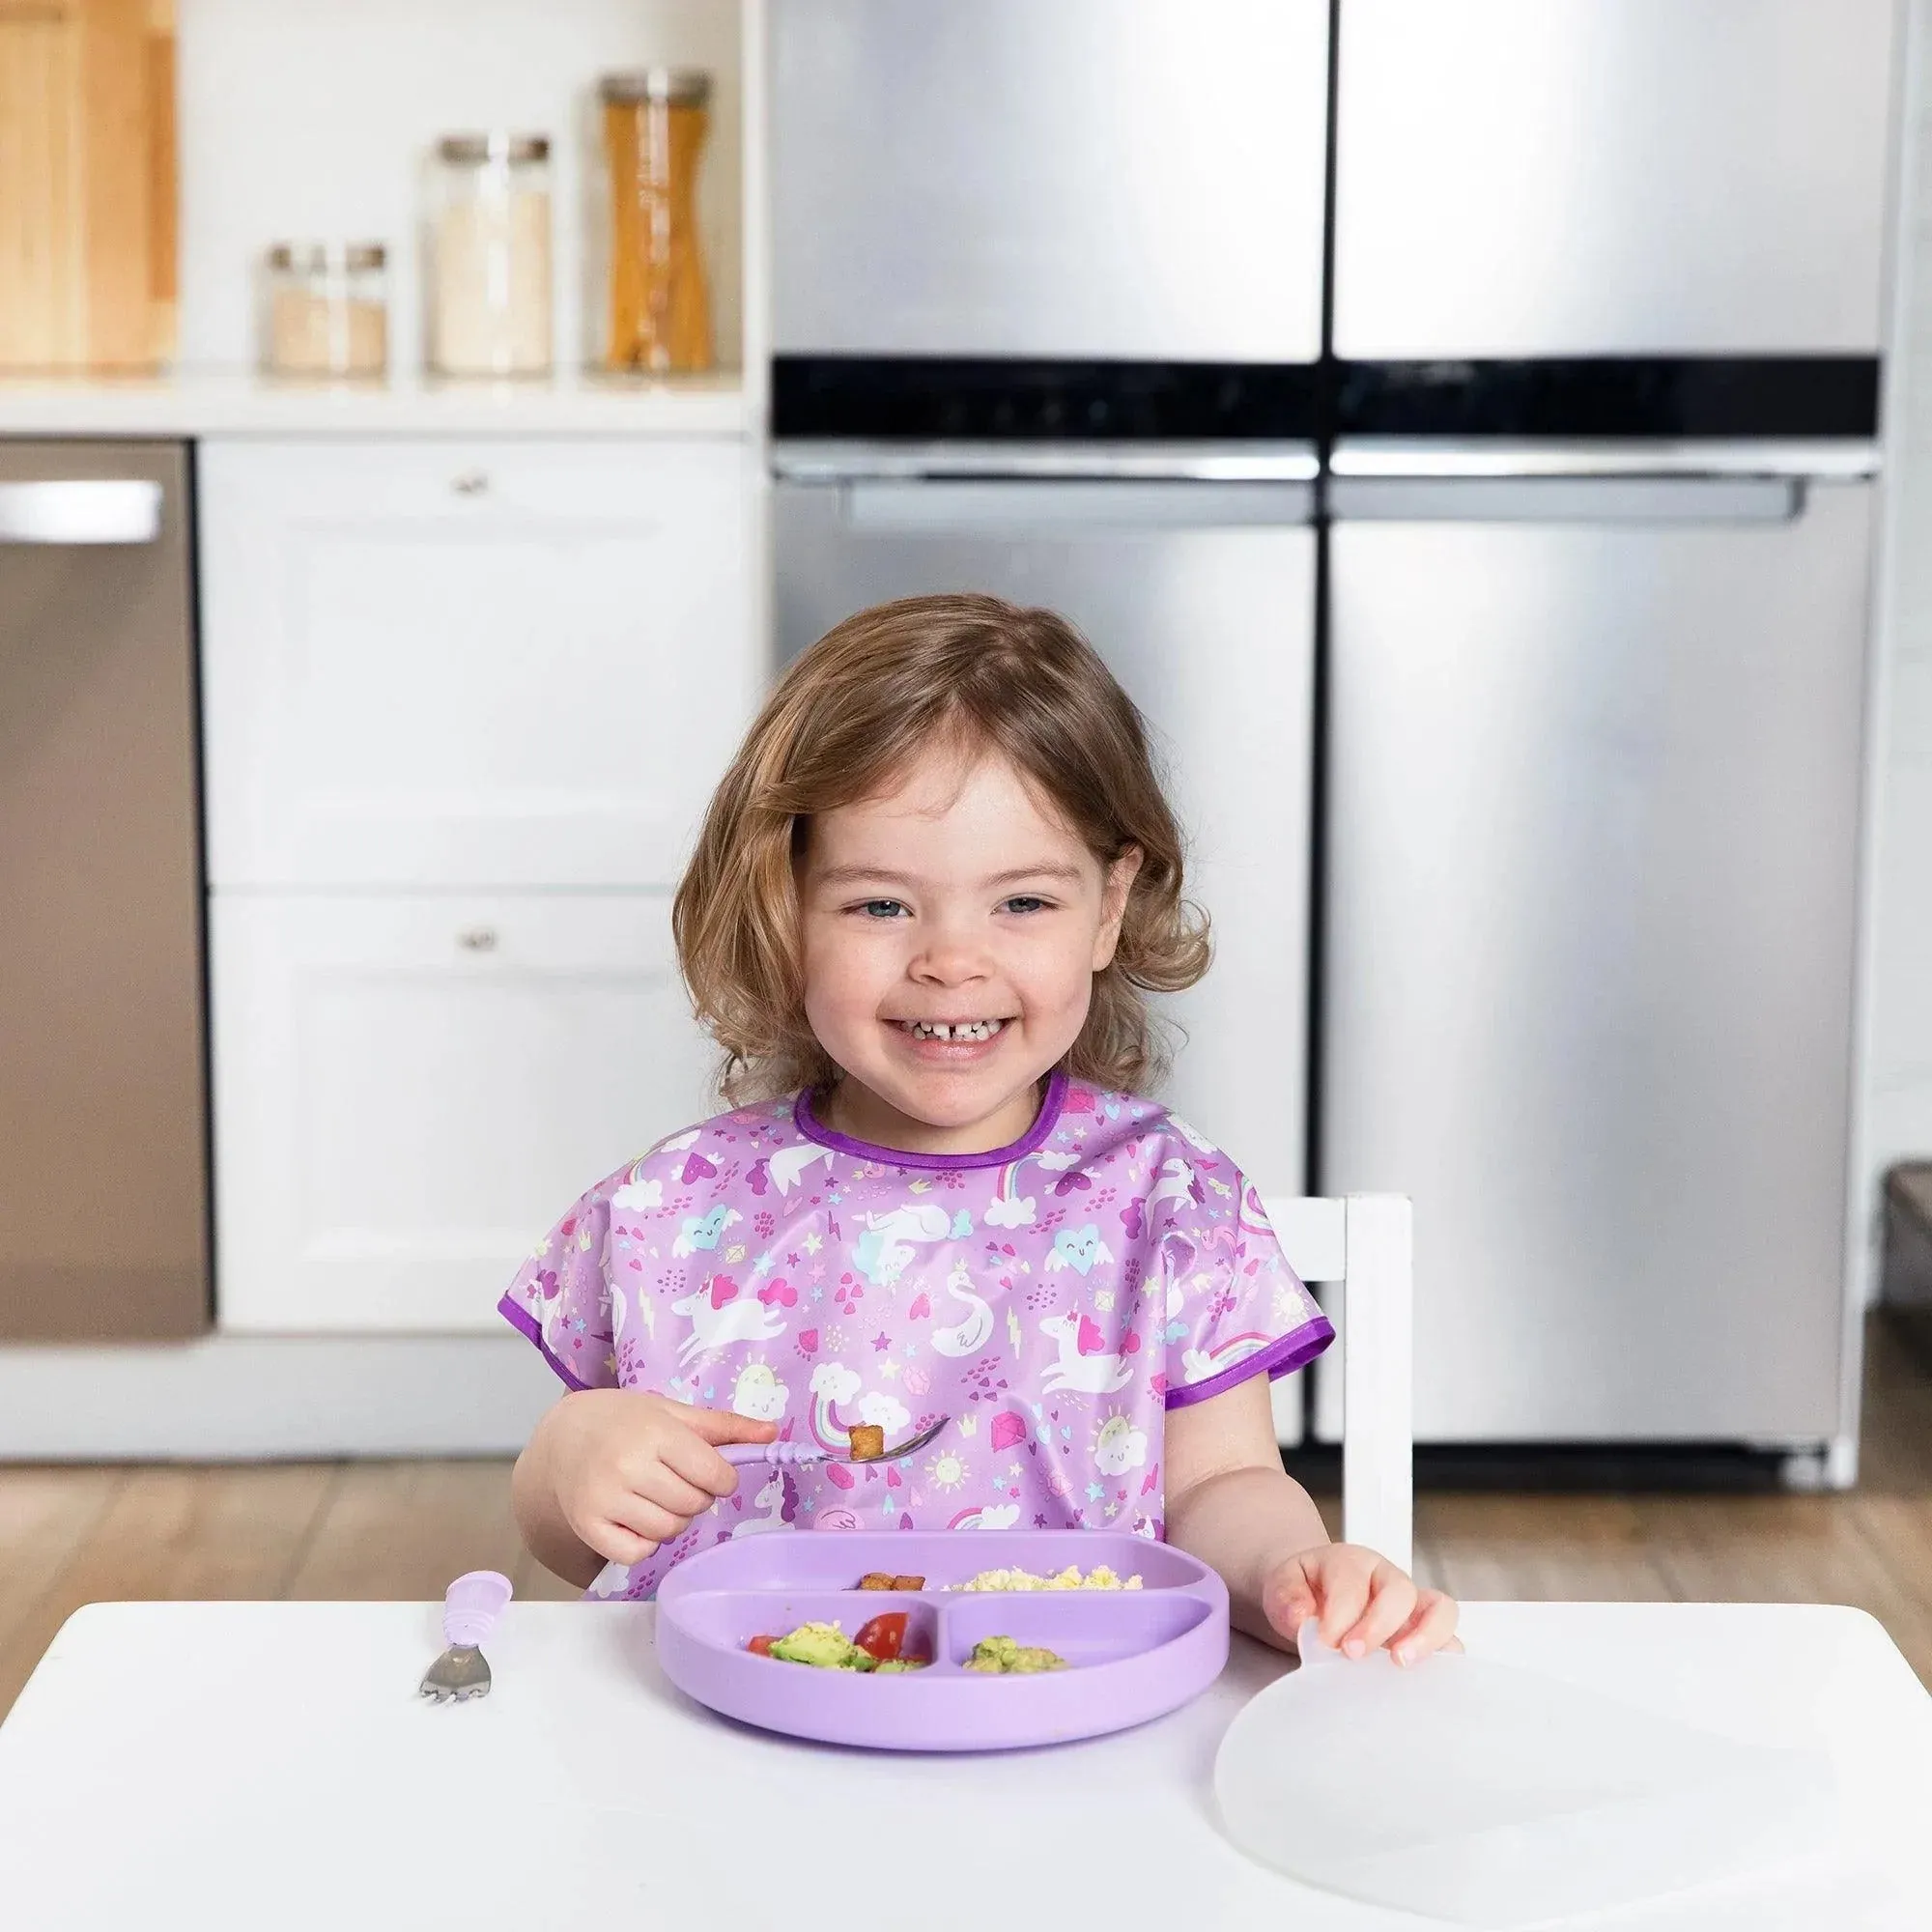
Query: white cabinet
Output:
[[199, 438, 757, 890], [211, 893, 717, 1333]]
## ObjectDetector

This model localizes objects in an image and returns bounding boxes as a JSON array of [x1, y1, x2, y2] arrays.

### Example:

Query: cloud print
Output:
[[855, 1391, 910, 1435], [810, 1362, 862, 1405], [983, 1194, 1036, 1229]]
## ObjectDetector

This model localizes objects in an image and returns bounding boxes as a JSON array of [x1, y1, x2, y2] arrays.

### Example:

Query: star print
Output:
[[1086, 1481, 1106, 1501], [901, 1341, 918, 1359], [753, 1251, 776, 1276], [811, 1286, 825, 1303], [871, 1333, 891, 1353], [880, 1359, 900, 1380], [803, 1233, 823, 1254], [1104, 1501, 1120, 1518]]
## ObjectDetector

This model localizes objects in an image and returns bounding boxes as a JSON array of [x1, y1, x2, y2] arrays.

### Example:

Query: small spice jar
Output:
[[427, 133, 553, 379], [262, 243, 388, 380], [599, 70, 713, 374]]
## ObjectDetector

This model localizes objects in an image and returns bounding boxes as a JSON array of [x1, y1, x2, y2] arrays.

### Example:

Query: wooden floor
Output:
[[5, 1318, 1931, 1721]]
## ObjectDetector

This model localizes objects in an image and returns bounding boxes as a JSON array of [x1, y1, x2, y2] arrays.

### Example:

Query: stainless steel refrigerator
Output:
[[769, 0, 1332, 1216], [1313, 0, 1897, 1468], [0, 443, 211, 1341]]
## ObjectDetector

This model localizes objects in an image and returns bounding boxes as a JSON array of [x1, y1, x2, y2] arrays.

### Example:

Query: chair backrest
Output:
[[1263, 1195, 1414, 1574]]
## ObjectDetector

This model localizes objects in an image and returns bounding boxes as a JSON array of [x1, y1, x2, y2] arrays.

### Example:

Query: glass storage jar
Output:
[[427, 133, 553, 378], [262, 243, 388, 380], [599, 70, 712, 374]]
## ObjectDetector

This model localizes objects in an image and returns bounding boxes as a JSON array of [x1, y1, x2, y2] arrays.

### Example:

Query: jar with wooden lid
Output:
[[427, 133, 553, 379], [261, 243, 388, 380], [599, 70, 712, 374]]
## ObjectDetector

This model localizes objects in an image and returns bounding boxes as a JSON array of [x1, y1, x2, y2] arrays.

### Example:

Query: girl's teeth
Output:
[[906, 1018, 1005, 1042]]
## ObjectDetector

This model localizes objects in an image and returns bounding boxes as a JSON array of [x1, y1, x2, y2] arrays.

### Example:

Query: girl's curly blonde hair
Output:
[[673, 593, 1211, 1105]]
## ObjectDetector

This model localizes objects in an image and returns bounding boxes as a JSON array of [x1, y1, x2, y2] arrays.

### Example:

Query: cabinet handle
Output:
[[451, 470, 491, 497], [457, 926, 498, 952]]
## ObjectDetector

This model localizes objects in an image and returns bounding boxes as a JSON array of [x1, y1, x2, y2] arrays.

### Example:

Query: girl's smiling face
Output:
[[799, 744, 1141, 1155]]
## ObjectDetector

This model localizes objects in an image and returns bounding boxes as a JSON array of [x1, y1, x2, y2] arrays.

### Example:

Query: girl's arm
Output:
[[1163, 1374, 1457, 1662]]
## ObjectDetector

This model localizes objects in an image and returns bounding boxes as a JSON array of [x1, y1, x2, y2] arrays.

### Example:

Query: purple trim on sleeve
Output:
[[1163, 1315, 1335, 1411], [792, 1067, 1068, 1171], [497, 1292, 593, 1393]]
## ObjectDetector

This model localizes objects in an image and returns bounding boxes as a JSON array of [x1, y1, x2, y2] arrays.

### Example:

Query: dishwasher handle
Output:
[[0, 480, 164, 545], [844, 477, 1316, 533]]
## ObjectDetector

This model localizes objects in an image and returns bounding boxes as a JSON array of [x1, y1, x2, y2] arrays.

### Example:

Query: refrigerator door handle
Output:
[[0, 480, 164, 545], [843, 477, 1317, 534], [1327, 474, 1804, 526]]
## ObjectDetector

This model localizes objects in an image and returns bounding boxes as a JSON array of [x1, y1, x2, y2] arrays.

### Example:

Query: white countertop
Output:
[[0, 368, 753, 439]]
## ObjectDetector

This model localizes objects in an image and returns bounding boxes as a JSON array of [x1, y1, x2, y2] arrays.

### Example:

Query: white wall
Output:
[[1865, 0, 1932, 1293], [176, 0, 743, 374]]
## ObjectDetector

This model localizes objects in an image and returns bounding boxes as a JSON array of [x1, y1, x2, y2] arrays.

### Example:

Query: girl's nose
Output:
[[909, 928, 990, 987]]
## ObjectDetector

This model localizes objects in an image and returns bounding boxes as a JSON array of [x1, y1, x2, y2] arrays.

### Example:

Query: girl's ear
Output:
[[1092, 844, 1145, 971]]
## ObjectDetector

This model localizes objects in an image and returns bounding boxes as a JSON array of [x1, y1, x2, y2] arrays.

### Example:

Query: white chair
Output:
[[1263, 1195, 1414, 1574]]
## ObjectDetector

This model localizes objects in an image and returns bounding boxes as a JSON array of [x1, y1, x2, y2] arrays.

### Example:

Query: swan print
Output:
[[931, 1258, 994, 1357]]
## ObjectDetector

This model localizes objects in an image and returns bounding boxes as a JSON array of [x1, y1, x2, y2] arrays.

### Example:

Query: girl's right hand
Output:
[[536, 1389, 780, 1568]]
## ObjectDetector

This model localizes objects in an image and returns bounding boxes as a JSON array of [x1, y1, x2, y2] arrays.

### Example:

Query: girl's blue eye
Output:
[[855, 899, 907, 919], [1001, 895, 1051, 915]]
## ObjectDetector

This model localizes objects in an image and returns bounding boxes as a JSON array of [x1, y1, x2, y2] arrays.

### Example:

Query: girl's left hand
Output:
[[1262, 1544, 1461, 1666]]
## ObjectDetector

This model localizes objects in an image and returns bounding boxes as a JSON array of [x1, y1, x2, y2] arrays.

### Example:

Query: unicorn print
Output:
[[931, 1259, 994, 1357], [1040, 1311, 1135, 1396], [769, 1144, 833, 1195], [729, 1470, 790, 1538], [851, 1203, 952, 1287], [1147, 1157, 1199, 1216], [670, 1274, 785, 1363]]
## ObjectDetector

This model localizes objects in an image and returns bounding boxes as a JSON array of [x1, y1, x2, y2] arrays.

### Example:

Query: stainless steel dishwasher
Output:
[[774, 447, 1319, 1201], [0, 442, 210, 1340], [1317, 450, 1875, 1454]]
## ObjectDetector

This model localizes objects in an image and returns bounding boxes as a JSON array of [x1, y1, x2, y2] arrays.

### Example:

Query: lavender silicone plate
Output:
[[655, 1531, 1230, 1752]]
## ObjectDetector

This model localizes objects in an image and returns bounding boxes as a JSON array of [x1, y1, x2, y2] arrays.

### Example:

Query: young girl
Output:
[[503, 593, 1457, 1665]]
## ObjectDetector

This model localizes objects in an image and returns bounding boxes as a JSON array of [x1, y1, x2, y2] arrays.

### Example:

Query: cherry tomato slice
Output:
[[747, 1634, 777, 1657], [853, 1612, 908, 1662]]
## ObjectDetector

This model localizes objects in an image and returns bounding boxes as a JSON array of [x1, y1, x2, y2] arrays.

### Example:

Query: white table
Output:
[[0, 1600, 1926, 1930]]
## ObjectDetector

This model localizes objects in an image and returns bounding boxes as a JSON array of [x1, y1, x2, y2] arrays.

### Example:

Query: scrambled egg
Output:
[[953, 1564, 1143, 1592]]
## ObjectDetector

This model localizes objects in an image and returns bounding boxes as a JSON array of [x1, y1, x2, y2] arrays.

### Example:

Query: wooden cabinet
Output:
[[198, 437, 757, 890], [211, 893, 718, 1334]]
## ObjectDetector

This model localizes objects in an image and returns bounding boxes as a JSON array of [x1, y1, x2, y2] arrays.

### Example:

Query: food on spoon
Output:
[[857, 1572, 926, 1591], [748, 1618, 931, 1671], [964, 1635, 1069, 1674], [953, 1564, 1142, 1593], [847, 1423, 886, 1462]]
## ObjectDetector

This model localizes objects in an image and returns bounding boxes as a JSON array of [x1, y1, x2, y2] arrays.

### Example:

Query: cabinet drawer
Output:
[[199, 439, 758, 889], [211, 893, 718, 1333]]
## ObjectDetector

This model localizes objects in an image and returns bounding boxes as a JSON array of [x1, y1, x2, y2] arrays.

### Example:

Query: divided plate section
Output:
[[941, 1590, 1213, 1670], [676, 1589, 941, 1667]]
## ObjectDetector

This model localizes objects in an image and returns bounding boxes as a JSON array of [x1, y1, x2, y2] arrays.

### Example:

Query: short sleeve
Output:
[[498, 1179, 619, 1392], [1164, 1179, 1333, 1409]]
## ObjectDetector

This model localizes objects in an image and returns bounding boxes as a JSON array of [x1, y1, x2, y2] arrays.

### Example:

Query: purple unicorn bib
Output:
[[500, 1072, 1332, 1599]]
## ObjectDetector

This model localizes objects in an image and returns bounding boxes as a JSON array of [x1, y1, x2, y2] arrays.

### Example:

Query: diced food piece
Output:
[[963, 1634, 1069, 1674], [748, 1619, 931, 1673], [847, 1423, 886, 1462], [954, 1565, 1142, 1593], [770, 1621, 865, 1669], [858, 1572, 897, 1591], [853, 1612, 910, 1662], [892, 1575, 925, 1592]]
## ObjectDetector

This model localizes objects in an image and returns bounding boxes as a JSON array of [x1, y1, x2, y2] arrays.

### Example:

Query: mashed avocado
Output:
[[769, 1621, 867, 1668], [964, 1634, 1069, 1674]]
